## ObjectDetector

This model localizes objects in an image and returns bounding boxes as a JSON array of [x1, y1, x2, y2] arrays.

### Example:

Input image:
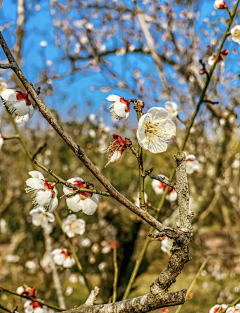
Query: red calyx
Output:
[[28, 287, 36, 298], [159, 237, 166, 241], [73, 180, 92, 199], [221, 49, 228, 56], [162, 308, 169, 313], [120, 97, 131, 112], [113, 134, 131, 148], [30, 301, 42, 309], [61, 250, 72, 259], [219, 1, 227, 9], [43, 179, 56, 198], [159, 182, 174, 195], [110, 241, 119, 251], [16, 91, 31, 106]]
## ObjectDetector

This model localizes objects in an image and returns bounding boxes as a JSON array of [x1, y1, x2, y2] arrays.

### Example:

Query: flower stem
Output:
[[54, 211, 92, 293], [33, 159, 111, 197], [174, 258, 208, 313], [122, 0, 240, 299], [0, 287, 64, 311], [112, 244, 119, 303]]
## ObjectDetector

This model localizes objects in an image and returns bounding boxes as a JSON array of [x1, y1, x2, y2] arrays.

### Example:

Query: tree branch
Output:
[[147, 173, 176, 189]]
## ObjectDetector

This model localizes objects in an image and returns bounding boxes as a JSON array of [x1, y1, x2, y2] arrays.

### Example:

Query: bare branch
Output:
[[85, 287, 100, 306], [147, 173, 176, 189]]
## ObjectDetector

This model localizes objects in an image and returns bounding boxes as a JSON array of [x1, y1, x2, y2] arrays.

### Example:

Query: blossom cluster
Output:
[[16, 286, 47, 313]]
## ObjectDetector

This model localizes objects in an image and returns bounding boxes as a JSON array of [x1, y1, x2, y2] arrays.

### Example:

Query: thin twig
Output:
[[0, 303, 12, 313], [203, 99, 219, 105], [148, 173, 176, 189], [0, 287, 64, 311], [3, 135, 20, 140], [174, 258, 208, 313], [112, 243, 119, 303], [32, 143, 47, 160], [0, 62, 16, 69]]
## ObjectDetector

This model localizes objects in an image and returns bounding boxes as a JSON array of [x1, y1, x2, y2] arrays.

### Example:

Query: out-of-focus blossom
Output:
[[186, 154, 200, 174], [5, 254, 20, 263], [162, 308, 169, 313], [231, 25, 240, 44], [208, 49, 228, 66], [89, 129, 96, 138], [188, 292, 194, 299], [29, 207, 55, 228], [17, 286, 36, 297], [39, 41, 47, 47], [63, 178, 99, 215], [81, 238, 91, 247], [1, 89, 34, 118], [89, 114, 96, 122], [69, 274, 78, 283], [105, 134, 131, 167], [0, 78, 8, 92], [25, 260, 37, 274], [152, 175, 177, 202], [24, 300, 47, 313], [165, 101, 178, 118], [65, 286, 73, 296], [0, 218, 7, 233], [62, 214, 85, 238], [25, 171, 58, 213], [134, 192, 148, 207], [0, 134, 4, 150], [51, 248, 75, 268], [160, 237, 173, 255], [137, 107, 176, 154], [40, 254, 52, 274], [14, 113, 29, 125], [214, 0, 227, 9], [107, 94, 131, 123], [226, 304, 240, 313], [209, 304, 228, 313], [98, 262, 108, 271]]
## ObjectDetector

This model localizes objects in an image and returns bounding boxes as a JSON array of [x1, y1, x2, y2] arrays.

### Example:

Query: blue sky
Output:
[[0, 0, 240, 127]]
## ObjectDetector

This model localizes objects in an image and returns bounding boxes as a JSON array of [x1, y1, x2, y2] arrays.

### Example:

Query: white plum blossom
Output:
[[137, 107, 176, 154], [231, 25, 240, 44], [134, 192, 148, 207], [165, 101, 178, 118], [160, 237, 173, 255], [214, 0, 227, 9], [17, 286, 36, 297], [151, 175, 177, 202], [62, 214, 86, 238], [29, 207, 55, 228], [1, 89, 34, 118], [51, 248, 75, 268], [226, 304, 240, 313], [208, 49, 228, 66], [105, 135, 131, 167], [14, 113, 29, 125], [63, 177, 99, 215], [0, 134, 4, 150], [24, 300, 47, 313], [106, 94, 131, 123], [186, 155, 200, 174], [25, 171, 58, 213], [209, 304, 228, 313]]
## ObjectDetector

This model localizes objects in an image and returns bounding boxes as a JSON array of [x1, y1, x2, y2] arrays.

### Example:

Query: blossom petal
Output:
[[113, 101, 127, 118], [1, 89, 17, 101], [48, 196, 58, 213], [147, 107, 168, 121], [106, 94, 121, 103], [79, 194, 99, 215], [35, 190, 52, 206], [26, 178, 45, 189], [28, 171, 45, 179]]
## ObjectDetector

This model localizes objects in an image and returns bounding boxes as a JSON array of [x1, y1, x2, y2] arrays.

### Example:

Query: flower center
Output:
[[43, 180, 56, 198], [234, 29, 240, 38], [74, 180, 92, 200], [61, 250, 71, 259], [30, 302, 42, 309]]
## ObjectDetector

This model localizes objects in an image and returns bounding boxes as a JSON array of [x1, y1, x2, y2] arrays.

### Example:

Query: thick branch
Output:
[[59, 290, 186, 313]]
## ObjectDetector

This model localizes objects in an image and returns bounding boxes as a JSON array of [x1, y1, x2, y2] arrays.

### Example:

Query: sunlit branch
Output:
[[112, 243, 119, 303]]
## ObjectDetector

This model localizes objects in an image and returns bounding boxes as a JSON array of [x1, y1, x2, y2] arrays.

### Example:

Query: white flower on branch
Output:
[[25, 171, 58, 213], [214, 0, 227, 9], [151, 174, 177, 202], [63, 177, 99, 215], [106, 94, 131, 122], [105, 134, 131, 167], [14, 113, 29, 125], [208, 49, 228, 66], [226, 304, 240, 313], [62, 214, 86, 238], [231, 25, 240, 44], [51, 248, 75, 268], [29, 207, 55, 228], [164, 101, 178, 119], [24, 300, 47, 313], [137, 107, 176, 154], [209, 304, 228, 313], [1, 89, 34, 118], [160, 237, 173, 255], [186, 154, 200, 174], [0, 134, 4, 150]]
